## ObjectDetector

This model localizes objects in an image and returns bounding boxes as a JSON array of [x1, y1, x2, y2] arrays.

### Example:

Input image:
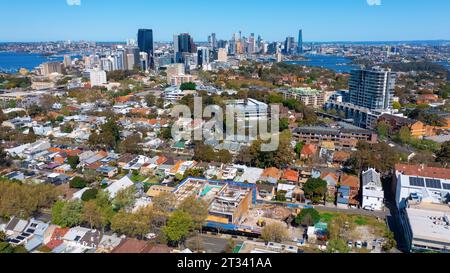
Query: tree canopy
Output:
[[295, 208, 321, 227], [303, 178, 327, 204]]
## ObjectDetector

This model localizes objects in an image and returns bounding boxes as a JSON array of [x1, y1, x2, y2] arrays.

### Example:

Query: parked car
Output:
[[355, 241, 363, 249], [347, 240, 353, 248]]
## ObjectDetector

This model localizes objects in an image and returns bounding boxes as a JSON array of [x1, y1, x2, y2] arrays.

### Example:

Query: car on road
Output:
[[363, 205, 375, 211]]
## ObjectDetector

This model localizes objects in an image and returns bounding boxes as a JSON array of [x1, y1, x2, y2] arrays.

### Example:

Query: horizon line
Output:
[[1, 39, 449, 44]]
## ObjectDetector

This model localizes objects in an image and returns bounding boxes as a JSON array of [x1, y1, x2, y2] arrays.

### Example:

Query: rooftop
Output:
[[396, 164, 450, 180], [406, 206, 450, 245]]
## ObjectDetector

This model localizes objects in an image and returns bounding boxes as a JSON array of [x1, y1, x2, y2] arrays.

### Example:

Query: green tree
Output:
[[145, 94, 156, 107], [69, 176, 87, 189], [346, 142, 400, 174], [178, 196, 209, 229], [295, 208, 320, 227], [67, 156, 80, 170], [81, 200, 103, 229], [0, 109, 6, 123], [180, 82, 196, 91], [0, 231, 6, 242], [295, 142, 304, 158], [275, 190, 287, 202], [112, 187, 136, 211], [279, 117, 289, 132], [392, 101, 402, 110], [0, 146, 12, 168], [376, 121, 390, 140], [236, 130, 295, 168], [163, 210, 194, 245], [51, 200, 83, 228], [0, 180, 59, 218], [382, 230, 397, 252], [261, 222, 289, 243], [81, 189, 99, 202], [119, 134, 143, 154], [436, 141, 450, 167], [303, 178, 327, 204], [396, 126, 411, 144], [326, 239, 350, 253]]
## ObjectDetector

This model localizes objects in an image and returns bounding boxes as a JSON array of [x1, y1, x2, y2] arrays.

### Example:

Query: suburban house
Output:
[[260, 167, 282, 184], [321, 172, 340, 199], [361, 168, 384, 211], [338, 175, 361, 208], [281, 169, 300, 184], [104, 176, 135, 199]]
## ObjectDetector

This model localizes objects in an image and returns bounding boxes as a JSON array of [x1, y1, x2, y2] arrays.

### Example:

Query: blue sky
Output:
[[1, 0, 449, 42]]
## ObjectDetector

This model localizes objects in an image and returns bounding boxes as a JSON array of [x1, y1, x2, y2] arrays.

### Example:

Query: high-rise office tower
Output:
[[248, 33, 256, 54], [115, 47, 126, 70], [173, 34, 180, 53], [210, 33, 217, 49], [137, 29, 154, 67], [267, 42, 278, 55], [197, 47, 210, 68], [174, 33, 196, 63], [298, 29, 303, 54], [284, 37, 296, 55], [177, 33, 195, 53], [349, 67, 397, 110]]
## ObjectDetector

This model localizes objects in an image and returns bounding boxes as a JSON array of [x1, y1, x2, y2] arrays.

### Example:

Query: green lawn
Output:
[[130, 174, 148, 183]]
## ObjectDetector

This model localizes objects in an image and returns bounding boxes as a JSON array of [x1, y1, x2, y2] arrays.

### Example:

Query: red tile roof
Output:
[[46, 227, 70, 250], [395, 164, 450, 180], [341, 175, 360, 189], [282, 169, 299, 182], [301, 144, 317, 156], [262, 167, 282, 179], [111, 238, 150, 253]]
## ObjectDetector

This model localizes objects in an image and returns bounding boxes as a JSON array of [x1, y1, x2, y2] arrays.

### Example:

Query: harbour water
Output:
[[0, 51, 66, 73], [285, 54, 360, 73]]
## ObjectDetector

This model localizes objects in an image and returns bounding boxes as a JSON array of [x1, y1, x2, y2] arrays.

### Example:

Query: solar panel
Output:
[[426, 179, 442, 189], [442, 184, 450, 190], [409, 177, 425, 187]]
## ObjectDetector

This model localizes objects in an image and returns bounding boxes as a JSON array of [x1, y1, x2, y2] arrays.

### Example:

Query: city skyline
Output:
[[1, 0, 449, 42]]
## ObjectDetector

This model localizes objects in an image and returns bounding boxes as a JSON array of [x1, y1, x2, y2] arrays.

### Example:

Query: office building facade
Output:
[[137, 29, 154, 67]]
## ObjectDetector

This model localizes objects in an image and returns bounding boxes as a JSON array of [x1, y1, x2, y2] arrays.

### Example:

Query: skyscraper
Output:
[[177, 33, 195, 53], [211, 33, 217, 49], [298, 29, 303, 54], [284, 37, 296, 55], [137, 29, 154, 67], [197, 47, 210, 68], [349, 67, 397, 110]]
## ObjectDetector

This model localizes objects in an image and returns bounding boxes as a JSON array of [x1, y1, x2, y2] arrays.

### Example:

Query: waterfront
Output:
[[0, 51, 65, 73], [285, 54, 360, 73]]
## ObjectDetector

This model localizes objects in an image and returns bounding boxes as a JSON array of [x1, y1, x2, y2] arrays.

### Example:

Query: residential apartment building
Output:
[[349, 67, 396, 110], [292, 122, 377, 149], [280, 87, 325, 108]]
